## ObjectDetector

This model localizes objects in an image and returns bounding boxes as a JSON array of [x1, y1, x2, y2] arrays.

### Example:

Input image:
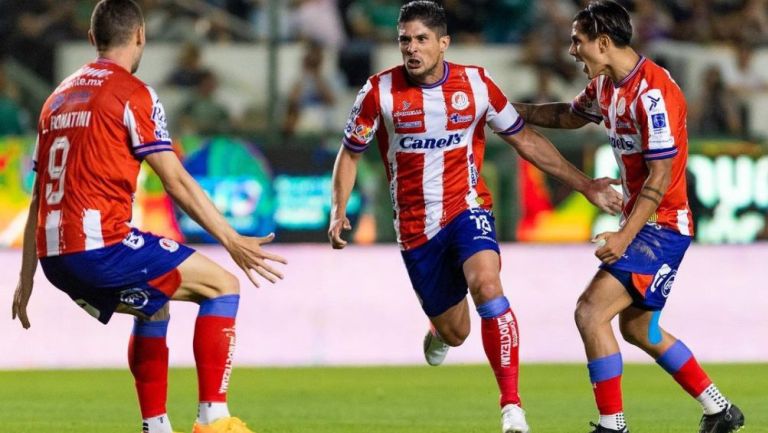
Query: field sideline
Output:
[[0, 364, 764, 433]]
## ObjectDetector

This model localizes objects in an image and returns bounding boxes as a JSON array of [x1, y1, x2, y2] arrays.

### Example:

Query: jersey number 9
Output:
[[45, 136, 70, 205]]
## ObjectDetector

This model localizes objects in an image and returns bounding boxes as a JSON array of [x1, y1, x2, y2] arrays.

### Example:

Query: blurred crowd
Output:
[[1, 0, 768, 138]]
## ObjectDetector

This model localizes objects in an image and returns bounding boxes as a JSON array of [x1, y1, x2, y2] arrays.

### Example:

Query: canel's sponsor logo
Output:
[[399, 133, 461, 149], [609, 135, 635, 150]]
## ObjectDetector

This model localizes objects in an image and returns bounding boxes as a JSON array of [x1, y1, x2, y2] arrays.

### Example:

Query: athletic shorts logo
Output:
[[650, 263, 676, 298], [159, 238, 179, 252], [451, 91, 470, 110], [122, 232, 145, 250], [119, 288, 150, 309]]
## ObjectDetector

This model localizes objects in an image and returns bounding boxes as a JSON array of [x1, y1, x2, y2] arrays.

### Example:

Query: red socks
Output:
[[128, 319, 169, 418], [193, 295, 240, 402], [478, 297, 521, 407]]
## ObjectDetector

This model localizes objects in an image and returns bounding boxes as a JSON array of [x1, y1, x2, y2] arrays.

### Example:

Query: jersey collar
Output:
[[614, 55, 645, 88]]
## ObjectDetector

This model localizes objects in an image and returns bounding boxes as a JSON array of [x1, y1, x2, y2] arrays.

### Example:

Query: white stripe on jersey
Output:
[[83, 209, 104, 250], [422, 86, 446, 240], [45, 210, 61, 256], [677, 209, 691, 236], [377, 73, 402, 243], [464, 68, 486, 209], [124, 103, 141, 149]]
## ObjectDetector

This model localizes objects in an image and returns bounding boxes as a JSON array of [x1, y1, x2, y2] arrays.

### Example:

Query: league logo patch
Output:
[[120, 288, 150, 309], [650, 264, 676, 298], [353, 124, 374, 142], [651, 113, 667, 129], [159, 238, 179, 253], [451, 91, 470, 110]]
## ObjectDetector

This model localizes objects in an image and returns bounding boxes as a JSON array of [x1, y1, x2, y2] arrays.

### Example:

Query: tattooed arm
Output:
[[512, 102, 592, 129]]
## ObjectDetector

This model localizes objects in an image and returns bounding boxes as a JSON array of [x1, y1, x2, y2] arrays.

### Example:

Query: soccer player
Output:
[[511, 2, 745, 433], [328, 2, 623, 432], [11, 1, 286, 433]]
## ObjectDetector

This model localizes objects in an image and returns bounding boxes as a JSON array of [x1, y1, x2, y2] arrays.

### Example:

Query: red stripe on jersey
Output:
[[441, 146, 470, 226], [480, 69, 508, 114], [443, 66, 476, 131], [395, 151, 427, 249], [391, 73, 426, 134]]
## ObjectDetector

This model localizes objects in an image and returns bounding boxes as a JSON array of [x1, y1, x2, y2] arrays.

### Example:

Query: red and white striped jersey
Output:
[[343, 61, 524, 250], [34, 58, 174, 257], [571, 56, 694, 236]]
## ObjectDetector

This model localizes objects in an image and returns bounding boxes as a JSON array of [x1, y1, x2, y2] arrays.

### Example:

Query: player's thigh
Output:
[[116, 302, 170, 321], [172, 252, 240, 302], [463, 249, 502, 304], [576, 270, 634, 325], [429, 297, 471, 346]]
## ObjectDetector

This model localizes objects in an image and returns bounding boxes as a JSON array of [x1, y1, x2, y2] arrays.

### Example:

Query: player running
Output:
[[511, 2, 745, 432], [11, 1, 286, 433], [328, 2, 622, 432]]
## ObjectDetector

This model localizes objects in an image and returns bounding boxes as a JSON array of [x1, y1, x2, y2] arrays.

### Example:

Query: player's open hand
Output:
[[12, 279, 33, 329], [593, 231, 631, 265], [227, 233, 287, 288], [585, 177, 623, 215], [328, 214, 352, 249]]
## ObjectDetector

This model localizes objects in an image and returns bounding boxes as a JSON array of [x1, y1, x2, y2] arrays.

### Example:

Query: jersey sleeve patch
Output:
[[124, 85, 173, 159], [343, 80, 379, 153], [641, 88, 675, 150]]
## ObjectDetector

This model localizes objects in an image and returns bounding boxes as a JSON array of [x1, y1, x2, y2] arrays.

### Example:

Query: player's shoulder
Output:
[[639, 58, 682, 93]]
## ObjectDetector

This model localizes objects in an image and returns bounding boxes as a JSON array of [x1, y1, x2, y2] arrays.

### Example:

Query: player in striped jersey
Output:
[[329, 2, 622, 432], [512, 2, 745, 433], [11, 1, 285, 433]]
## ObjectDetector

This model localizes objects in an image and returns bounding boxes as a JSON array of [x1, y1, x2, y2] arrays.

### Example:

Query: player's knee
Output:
[[213, 270, 240, 297], [440, 328, 469, 347], [469, 278, 503, 305], [574, 300, 598, 332]]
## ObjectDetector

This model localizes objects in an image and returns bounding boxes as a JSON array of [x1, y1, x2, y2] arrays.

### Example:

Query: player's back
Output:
[[35, 58, 172, 257]]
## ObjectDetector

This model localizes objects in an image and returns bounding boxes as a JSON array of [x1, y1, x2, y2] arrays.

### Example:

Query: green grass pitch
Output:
[[0, 364, 764, 433]]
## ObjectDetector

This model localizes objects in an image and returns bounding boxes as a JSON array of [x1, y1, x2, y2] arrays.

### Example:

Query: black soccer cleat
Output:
[[699, 404, 745, 433], [588, 422, 629, 433]]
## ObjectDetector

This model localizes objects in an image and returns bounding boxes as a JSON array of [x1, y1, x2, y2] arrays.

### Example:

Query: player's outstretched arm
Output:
[[329, 147, 362, 249], [12, 176, 40, 329], [512, 102, 592, 129], [145, 151, 286, 287], [502, 125, 623, 215]]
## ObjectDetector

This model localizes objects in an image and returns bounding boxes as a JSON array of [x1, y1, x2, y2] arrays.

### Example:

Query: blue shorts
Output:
[[401, 208, 500, 317], [40, 229, 195, 324], [600, 224, 691, 311]]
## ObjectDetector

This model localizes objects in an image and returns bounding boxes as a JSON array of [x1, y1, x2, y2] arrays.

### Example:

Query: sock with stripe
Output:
[[128, 319, 174, 433], [194, 294, 239, 422], [656, 340, 727, 414], [588, 352, 626, 430], [477, 296, 521, 407]]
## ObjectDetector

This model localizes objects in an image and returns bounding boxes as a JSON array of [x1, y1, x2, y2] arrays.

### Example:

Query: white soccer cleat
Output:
[[423, 328, 450, 366], [501, 404, 530, 433]]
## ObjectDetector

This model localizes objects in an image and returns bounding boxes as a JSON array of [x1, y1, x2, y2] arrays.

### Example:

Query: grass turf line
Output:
[[0, 364, 764, 433]]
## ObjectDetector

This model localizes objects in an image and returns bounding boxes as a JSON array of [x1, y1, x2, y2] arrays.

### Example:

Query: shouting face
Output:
[[398, 20, 450, 85]]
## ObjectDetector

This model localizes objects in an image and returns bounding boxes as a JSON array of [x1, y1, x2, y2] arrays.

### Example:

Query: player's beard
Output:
[[131, 51, 143, 74]]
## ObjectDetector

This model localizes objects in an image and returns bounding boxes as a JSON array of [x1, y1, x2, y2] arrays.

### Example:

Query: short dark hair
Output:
[[574, 0, 632, 47], [398, 1, 448, 37], [90, 0, 144, 51]]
